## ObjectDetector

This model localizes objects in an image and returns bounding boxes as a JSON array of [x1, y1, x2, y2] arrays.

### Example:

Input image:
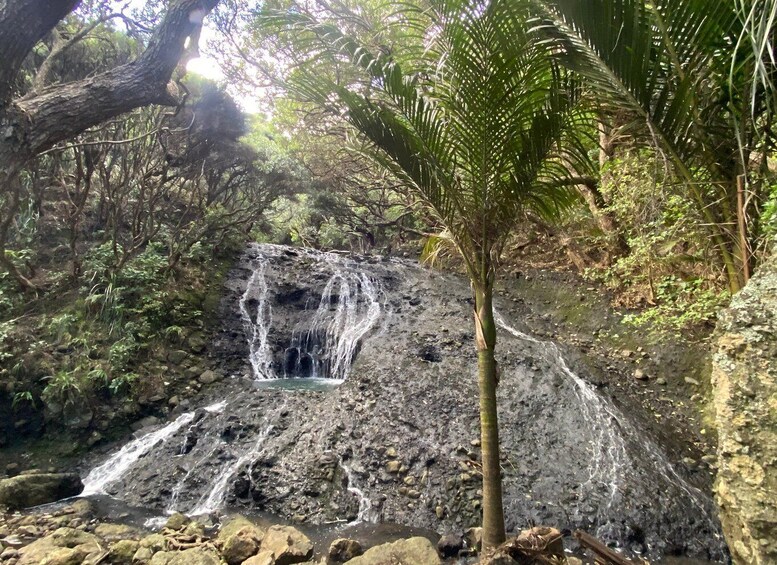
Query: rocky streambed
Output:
[[11, 243, 729, 562]]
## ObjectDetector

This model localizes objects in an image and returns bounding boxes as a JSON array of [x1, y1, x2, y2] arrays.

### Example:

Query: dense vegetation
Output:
[[0, 0, 774, 554]]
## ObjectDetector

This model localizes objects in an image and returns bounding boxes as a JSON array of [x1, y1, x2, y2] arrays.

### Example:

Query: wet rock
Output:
[[107, 539, 139, 564], [713, 254, 777, 565], [222, 526, 261, 565], [164, 512, 190, 531], [0, 473, 83, 510], [17, 528, 100, 565], [259, 525, 313, 565], [327, 538, 363, 562], [437, 534, 462, 558], [346, 537, 440, 565], [418, 345, 442, 363]]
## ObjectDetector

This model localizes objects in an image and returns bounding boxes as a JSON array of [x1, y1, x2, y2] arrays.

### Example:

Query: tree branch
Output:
[[4, 0, 219, 159], [0, 0, 80, 104]]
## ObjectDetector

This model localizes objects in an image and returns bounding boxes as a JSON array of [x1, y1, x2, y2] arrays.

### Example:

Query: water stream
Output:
[[495, 311, 722, 555]]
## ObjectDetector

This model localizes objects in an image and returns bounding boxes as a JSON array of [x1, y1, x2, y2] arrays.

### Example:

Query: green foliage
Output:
[[42, 370, 82, 406], [581, 150, 728, 332], [12, 391, 35, 410], [622, 276, 727, 334]]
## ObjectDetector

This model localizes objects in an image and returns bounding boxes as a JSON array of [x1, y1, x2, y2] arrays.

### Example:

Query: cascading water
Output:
[[240, 260, 274, 380], [240, 244, 384, 381], [494, 310, 723, 555], [81, 400, 227, 496], [188, 424, 274, 516], [341, 459, 377, 525], [284, 273, 381, 381]]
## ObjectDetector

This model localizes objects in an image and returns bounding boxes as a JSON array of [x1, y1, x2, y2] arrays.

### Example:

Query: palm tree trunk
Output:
[[473, 280, 506, 551]]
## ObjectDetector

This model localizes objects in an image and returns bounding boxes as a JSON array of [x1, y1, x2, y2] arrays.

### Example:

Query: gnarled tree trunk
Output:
[[0, 0, 220, 288]]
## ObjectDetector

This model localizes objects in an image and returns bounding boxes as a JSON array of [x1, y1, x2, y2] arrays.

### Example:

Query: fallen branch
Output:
[[574, 530, 639, 565]]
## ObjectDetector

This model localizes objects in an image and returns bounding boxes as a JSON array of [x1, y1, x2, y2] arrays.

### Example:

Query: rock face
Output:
[[346, 537, 440, 565], [77, 244, 726, 561], [0, 473, 83, 510], [712, 255, 777, 565]]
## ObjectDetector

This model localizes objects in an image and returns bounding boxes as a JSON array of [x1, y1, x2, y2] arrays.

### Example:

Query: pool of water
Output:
[[252, 378, 343, 392]]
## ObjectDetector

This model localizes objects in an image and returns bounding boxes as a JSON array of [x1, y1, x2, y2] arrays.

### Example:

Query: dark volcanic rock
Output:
[[78, 244, 727, 562]]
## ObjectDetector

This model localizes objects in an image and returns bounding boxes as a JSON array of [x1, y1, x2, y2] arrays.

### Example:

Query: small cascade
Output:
[[81, 412, 196, 496], [341, 459, 377, 524], [494, 311, 720, 548], [239, 244, 384, 381], [81, 400, 227, 496], [240, 260, 274, 380], [284, 272, 381, 380], [188, 424, 274, 516]]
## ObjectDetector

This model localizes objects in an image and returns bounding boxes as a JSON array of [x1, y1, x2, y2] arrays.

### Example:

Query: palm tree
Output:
[[259, 0, 593, 549], [538, 0, 777, 292]]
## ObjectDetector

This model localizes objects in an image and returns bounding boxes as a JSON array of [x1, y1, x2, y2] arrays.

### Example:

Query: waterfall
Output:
[[81, 400, 227, 496], [240, 260, 274, 380], [82, 413, 195, 496], [494, 311, 719, 544], [240, 245, 383, 381], [341, 459, 377, 524], [284, 272, 381, 381], [188, 424, 274, 516]]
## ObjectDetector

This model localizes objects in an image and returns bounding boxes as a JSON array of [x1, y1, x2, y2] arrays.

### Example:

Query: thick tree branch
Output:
[[3, 0, 218, 160], [0, 0, 81, 104]]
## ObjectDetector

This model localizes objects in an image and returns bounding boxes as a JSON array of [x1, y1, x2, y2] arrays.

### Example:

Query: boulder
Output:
[[108, 539, 140, 564], [242, 550, 275, 565], [0, 473, 83, 510], [713, 254, 777, 565], [260, 525, 313, 565], [198, 370, 220, 385], [133, 546, 155, 563], [345, 537, 440, 565], [17, 528, 100, 565], [328, 538, 363, 562], [164, 512, 191, 531], [437, 534, 462, 558], [94, 522, 139, 541], [167, 547, 222, 565], [222, 526, 261, 565], [218, 516, 264, 542], [140, 533, 169, 552], [183, 521, 205, 537]]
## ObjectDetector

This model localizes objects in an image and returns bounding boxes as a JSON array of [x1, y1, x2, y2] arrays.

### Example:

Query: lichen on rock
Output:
[[712, 254, 777, 564]]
